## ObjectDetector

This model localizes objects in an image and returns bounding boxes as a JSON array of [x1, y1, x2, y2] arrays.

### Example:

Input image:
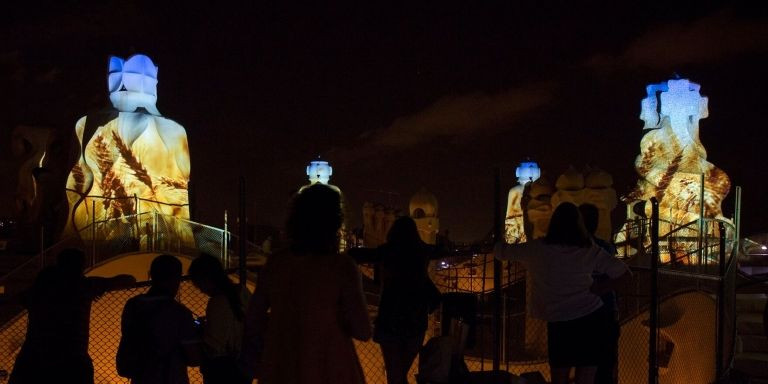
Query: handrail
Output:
[[0, 212, 258, 285], [664, 241, 728, 266], [174, 216, 231, 234], [64, 188, 190, 208], [736, 272, 768, 289], [615, 215, 736, 271], [616, 217, 736, 240]]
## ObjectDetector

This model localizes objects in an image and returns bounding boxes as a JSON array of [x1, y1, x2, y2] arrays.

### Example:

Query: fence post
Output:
[[134, 194, 140, 246], [699, 173, 705, 270], [734, 186, 741, 249], [492, 167, 502, 372], [40, 225, 45, 267], [239, 176, 247, 288], [92, 200, 97, 266], [481, 253, 488, 368], [152, 210, 158, 252], [716, 221, 726, 380], [649, 197, 659, 384], [223, 210, 228, 267]]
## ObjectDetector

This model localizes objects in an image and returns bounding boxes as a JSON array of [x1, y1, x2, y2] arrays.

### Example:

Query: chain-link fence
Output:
[[613, 212, 737, 384], [0, 276, 411, 384], [0, 212, 260, 308], [422, 214, 737, 383], [0, 210, 267, 382], [0, 208, 739, 383], [0, 279, 205, 384], [430, 252, 550, 379]]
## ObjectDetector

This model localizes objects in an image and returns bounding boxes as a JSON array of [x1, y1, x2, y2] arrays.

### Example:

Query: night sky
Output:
[[2, 2, 767, 242]]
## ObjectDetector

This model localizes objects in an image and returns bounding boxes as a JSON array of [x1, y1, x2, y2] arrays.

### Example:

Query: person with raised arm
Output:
[[495, 203, 630, 384]]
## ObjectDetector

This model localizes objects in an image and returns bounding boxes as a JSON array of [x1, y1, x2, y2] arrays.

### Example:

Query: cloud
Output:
[[585, 11, 768, 70], [329, 82, 554, 161]]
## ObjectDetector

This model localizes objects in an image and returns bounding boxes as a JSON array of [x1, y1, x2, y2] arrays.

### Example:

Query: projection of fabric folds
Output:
[[624, 78, 730, 224], [617, 78, 731, 258], [64, 54, 191, 240]]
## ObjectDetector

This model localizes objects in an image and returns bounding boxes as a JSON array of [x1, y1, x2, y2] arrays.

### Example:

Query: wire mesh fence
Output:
[[430, 253, 550, 379], [0, 209, 265, 383], [0, 278, 408, 384], [613, 216, 737, 384], [0, 212, 259, 303], [0, 211, 739, 384], [0, 280, 207, 384]]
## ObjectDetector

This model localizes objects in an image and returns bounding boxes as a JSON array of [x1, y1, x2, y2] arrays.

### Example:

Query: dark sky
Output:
[[2, 1, 767, 241]]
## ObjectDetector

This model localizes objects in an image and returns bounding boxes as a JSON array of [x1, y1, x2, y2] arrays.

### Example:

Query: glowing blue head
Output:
[[307, 160, 332, 185], [108, 54, 160, 115], [516, 161, 541, 184]]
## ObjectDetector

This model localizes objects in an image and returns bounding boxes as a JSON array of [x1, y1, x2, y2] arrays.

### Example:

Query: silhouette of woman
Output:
[[370, 216, 440, 384], [189, 254, 250, 384], [495, 202, 630, 384], [10, 248, 135, 384], [243, 184, 371, 384]]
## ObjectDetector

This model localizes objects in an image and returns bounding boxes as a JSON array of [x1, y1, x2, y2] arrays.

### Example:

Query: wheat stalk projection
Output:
[[93, 134, 116, 211], [112, 131, 154, 191], [102, 170, 135, 217], [160, 176, 188, 190], [71, 163, 85, 193]]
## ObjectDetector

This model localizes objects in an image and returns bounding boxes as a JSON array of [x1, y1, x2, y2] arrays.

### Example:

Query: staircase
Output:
[[733, 293, 768, 382]]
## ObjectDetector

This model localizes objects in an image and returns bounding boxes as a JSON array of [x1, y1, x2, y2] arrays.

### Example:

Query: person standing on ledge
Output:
[[495, 202, 630, 384]]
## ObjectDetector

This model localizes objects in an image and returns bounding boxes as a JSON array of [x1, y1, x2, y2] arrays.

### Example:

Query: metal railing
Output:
[[1, 211, 262, 284], [423, 201, 739, 383], [0, 198, 742, 383], [0, 275, 418, 384], [614, 199, 738, 384], [0, 211, 263, 330]]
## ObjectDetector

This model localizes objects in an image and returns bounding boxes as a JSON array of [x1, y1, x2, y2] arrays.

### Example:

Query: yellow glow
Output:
[[64, 113, 191, 241], [618, 291, 715, 384], [624, 79, 730, 231]]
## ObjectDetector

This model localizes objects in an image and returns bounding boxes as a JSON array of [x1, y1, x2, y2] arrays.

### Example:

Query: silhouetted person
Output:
[[117, 254, 201, 384], [10, 248, 135, 384], [350, 216, 440, 384], [764, 297, 768, 341], [243, 184, 371, 384], [496, 203, 630, 384], [188, 253, 250, 384], [579, 203, 620, 384]]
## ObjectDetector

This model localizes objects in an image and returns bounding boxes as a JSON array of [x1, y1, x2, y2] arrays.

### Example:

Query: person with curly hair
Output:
[[243, 184, 371, 384]]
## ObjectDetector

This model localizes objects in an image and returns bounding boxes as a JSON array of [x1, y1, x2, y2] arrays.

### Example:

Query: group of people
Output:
[[116, 252, 252, 384], [9, 183, 630, 384], [8, 248, 251, 384]]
